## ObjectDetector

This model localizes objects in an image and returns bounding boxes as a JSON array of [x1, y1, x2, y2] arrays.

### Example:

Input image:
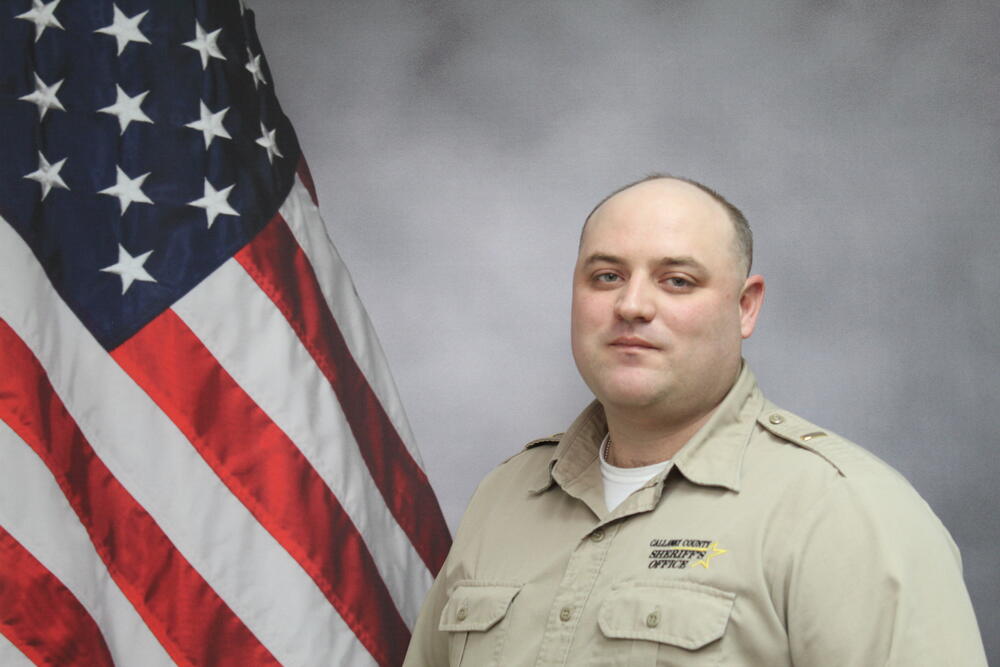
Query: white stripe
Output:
[[0, 218, 376, 667], [0, 421, 172, 666], [281, 175, 426, 467], [0, 631, 34, 667], [173, 256, 434, 625]]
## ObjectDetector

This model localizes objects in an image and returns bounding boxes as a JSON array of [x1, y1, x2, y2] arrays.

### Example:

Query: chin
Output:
[[594, 377, 671, 410]]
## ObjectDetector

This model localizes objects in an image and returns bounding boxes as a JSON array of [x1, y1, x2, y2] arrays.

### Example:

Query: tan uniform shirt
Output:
[[404, 366, 987, 666]]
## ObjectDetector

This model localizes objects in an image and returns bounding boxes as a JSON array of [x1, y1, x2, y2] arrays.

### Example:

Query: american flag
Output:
[[0, 1, 450, 665]]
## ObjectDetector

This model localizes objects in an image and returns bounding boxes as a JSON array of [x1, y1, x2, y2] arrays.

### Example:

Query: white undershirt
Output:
[[599, 434, 672, 511]]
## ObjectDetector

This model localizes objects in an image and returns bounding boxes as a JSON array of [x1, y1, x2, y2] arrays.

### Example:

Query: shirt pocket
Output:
[[597, 579, 735, 666], [438, 581, 521, 666]]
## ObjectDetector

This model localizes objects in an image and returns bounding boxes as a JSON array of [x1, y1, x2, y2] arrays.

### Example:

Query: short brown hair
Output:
[[583, 174, 753, 275]]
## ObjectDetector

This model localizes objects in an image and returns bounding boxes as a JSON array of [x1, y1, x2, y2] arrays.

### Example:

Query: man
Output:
[[403, 176, 986, 665]]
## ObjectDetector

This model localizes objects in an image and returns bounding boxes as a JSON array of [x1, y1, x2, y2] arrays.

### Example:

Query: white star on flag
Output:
[[23, 151, 69, 200], [188, 179, 238, 228], [19, 73, 66, 119], [245, 49, 267, 88], [94, 5, 150, 55], [99, 167, 153, 214], [255, 122, 283, 164], [185, 102, 232, 148], [100, 244, 157, 294], [183, 21, 225, 69], [98, 85, 153, 134], [16, 0, 63, 42]]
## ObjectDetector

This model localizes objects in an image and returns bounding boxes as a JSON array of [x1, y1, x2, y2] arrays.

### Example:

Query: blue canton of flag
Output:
[[1, 0, 298, 349]]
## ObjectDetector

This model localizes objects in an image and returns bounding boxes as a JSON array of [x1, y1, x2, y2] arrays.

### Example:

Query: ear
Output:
[[738, 274, 765, 339]]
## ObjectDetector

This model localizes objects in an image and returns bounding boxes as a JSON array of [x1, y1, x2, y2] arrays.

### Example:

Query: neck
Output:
[[602, 401, 719, 468], [602, 363, 744, 467]]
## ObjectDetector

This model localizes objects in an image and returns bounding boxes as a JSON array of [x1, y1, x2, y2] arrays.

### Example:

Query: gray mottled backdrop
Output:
[[252, 1, 999, 657]]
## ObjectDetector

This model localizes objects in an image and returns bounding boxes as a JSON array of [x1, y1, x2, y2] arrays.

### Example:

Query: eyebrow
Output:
[[582, 253, 709, 274]]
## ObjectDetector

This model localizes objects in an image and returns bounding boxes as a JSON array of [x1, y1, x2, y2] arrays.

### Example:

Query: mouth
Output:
[[609, 336, 660, 350]]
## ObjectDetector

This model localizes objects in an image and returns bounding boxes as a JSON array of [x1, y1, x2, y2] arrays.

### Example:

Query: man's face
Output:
[[570, 179, 764, 423]]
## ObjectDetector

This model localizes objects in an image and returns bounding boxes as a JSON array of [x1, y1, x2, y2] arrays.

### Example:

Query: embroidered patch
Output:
[[648, 538, 728, 570]]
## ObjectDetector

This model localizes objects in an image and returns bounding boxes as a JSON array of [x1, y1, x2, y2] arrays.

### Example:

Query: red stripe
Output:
[[296, 158, 319, 205], [0, 319, 278, 667], [0, 526, 114, 667], [236, 211, 451, 574], [111, 308, 409, 667]]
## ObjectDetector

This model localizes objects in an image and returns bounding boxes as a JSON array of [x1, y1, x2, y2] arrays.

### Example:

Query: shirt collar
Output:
[[531, 363, 763, 496], [671, 364, 763, 492], [526, 399, 605, 496]]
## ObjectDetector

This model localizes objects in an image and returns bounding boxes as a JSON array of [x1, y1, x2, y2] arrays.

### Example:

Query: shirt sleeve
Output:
[[402, 564, 450, 666], [783, 475, 987, 666]]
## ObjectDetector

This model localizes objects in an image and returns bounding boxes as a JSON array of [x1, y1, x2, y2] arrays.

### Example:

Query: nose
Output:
[[614, 278, 656, 322]]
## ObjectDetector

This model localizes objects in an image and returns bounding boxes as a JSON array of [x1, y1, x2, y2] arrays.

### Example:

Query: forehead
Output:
[[580, 179, 736, 260]]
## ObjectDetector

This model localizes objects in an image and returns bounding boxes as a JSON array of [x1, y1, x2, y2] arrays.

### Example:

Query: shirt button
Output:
[[768, 413, 784, 425], [590, 528, 605, 542], [646, 611, 660, 628], [456, 607, 468, 621], [559, 607, 572, 622]]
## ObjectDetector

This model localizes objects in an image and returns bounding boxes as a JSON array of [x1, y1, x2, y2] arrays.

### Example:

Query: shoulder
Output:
[[514, 433, 562, 456], [462, 433, 562, 504], [486, 432, 562, 469], [757, 408, 986, 665], [751, 400, 955, 552], [449, 433, 564, 549], [755, 401, 906, 483]]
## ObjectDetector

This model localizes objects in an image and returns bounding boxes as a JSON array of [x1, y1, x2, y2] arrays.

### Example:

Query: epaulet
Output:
[[756, 405, 849, 476], [524, 433, 562, 450], [500, 434, 562, 465]]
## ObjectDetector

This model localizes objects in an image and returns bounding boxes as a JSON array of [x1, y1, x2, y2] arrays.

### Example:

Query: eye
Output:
[[594, 272, 621, 284], [664, 276, 692, 289]]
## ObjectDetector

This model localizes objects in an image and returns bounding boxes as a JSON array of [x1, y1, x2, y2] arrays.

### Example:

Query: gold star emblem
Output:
[[690, 542, 728, 569]]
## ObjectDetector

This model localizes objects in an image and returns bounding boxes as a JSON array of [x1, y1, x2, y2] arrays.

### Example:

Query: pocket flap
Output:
[[598, 580, 735, 650], [439, 581, 521, 633]]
